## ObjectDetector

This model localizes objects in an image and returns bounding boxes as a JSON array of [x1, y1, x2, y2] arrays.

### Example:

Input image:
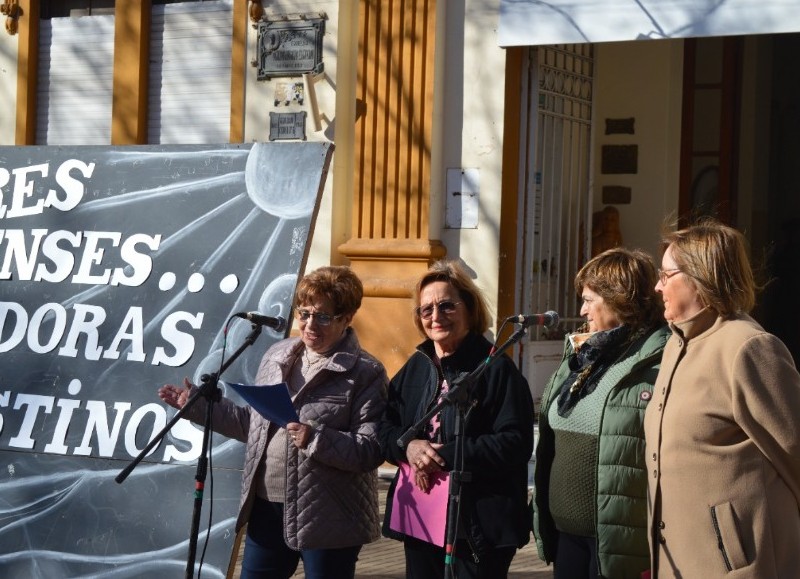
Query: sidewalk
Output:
[[232, 475, 553, 578], [349, 520, 552, 578]]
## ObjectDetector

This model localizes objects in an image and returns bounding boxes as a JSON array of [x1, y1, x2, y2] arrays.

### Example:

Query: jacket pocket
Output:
[[302, 391, 351, 428], [710, 501, 749, 571]]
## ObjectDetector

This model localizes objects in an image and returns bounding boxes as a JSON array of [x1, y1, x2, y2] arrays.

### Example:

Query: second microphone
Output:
[[507, 311, 559, 328], [235, 311, 287, 332]]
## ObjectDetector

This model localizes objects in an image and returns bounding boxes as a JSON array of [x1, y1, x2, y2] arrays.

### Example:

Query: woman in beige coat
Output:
[[643, 219, 800, 578]]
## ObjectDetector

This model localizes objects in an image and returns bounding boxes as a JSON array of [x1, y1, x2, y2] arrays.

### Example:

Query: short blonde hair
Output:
[[663, 218, 755, 317]]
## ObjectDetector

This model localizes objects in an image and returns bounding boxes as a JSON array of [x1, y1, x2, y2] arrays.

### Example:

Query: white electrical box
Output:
[[445, 168, 480, 228]]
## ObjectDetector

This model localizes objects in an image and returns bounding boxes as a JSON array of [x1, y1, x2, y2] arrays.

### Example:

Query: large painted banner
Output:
[[0, 142, 332, 577]]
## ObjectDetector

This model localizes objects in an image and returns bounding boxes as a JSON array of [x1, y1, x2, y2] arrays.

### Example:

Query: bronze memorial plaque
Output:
[[269, 112, 307, 141], [257, 17, 325, 80]]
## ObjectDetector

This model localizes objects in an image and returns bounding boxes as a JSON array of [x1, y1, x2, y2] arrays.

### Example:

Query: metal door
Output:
[[516, 44, 595, 406]]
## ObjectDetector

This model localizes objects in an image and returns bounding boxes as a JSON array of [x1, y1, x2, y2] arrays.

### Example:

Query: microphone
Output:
[[235, 312, 287, 332], [508, 310, 559, 328]]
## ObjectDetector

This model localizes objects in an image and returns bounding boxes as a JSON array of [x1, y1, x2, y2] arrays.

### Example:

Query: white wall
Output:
[[0, 28, 18, 145], [592, 39, 684, 260], [243, 1, 341, 272], [438, 0, 508, 328]]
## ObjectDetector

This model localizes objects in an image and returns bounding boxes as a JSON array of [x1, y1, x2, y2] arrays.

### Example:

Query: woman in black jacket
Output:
[[379, 259, 534, 578]]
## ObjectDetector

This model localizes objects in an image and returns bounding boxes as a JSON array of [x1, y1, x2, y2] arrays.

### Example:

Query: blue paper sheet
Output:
[[225, 382, 299, 427]]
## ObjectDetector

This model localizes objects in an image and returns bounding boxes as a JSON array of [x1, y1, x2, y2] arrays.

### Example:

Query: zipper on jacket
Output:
[[465, 533, 481, 564], [710, 505, 733, 572]]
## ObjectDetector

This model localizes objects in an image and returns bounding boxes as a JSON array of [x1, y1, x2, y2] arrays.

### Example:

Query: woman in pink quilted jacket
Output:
[[159, 266, 388, 579]]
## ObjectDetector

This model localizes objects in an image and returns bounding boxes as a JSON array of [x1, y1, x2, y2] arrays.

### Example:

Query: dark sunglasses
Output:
[[415, 300, 461, 320]]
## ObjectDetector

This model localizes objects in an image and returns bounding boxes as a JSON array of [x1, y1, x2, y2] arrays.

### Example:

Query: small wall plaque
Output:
[[605, 117, 635, 135], [602, 185, 632, 204], [269, 112, 307, 141], [257, 17, 325, 80], [601, 145, 638, 174]]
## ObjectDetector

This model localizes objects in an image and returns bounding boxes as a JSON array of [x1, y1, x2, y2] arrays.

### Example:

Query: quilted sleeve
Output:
[[302, 359, 389, 472]]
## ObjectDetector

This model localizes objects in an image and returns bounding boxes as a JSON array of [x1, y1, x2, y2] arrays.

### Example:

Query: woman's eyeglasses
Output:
[[296, 309, 342, 326], [415, 300, 461, 320], [657, 268, 681, 284]]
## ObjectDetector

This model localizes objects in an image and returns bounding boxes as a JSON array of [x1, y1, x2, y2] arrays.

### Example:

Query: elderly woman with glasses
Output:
[[379, 259, 534, 578], [158, 266, 388, 579], [644, 219, 800, 578]]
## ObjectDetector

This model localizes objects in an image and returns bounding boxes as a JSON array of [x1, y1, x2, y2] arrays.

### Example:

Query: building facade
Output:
[[2, 0, 799, 402]]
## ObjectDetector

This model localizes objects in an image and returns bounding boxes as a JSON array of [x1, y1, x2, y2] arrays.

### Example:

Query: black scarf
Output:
[[555, 324, 632, 416]]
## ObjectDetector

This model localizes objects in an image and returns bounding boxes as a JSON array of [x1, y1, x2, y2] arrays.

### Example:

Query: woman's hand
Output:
[[158, 377, 193, 409], [407, 439, 445, 471], [286, 422, 313, 449], [406, 439, 445, 491]]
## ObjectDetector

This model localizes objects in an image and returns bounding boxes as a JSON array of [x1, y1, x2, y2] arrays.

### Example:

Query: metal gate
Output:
[[516, 44, 595, 405]]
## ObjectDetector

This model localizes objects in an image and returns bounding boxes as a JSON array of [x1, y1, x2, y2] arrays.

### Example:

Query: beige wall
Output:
[[0, 29, 18, 145], [593, 39, 684, 261]]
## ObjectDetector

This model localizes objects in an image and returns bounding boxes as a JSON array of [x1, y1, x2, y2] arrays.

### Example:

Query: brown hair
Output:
[[412, 259, 490, 336], [575, 247, 664, 330], [663, 218, 755, 317], [294, 266, 363, 315]]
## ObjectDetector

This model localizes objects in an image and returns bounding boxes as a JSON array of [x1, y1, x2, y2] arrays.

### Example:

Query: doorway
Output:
[[753, 33, 800, 364], [679, 33, 800, 364]]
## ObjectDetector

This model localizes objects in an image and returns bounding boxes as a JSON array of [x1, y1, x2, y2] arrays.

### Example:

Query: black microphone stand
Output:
[[116, 323, 264, 579], [397, 324, 528, 578]]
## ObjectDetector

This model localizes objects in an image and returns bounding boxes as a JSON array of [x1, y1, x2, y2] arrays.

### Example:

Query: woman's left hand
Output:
[[286, 422, 312, 449]]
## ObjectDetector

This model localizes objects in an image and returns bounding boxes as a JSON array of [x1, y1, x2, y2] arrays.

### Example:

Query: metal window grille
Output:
[[518, 44, 595, 341]]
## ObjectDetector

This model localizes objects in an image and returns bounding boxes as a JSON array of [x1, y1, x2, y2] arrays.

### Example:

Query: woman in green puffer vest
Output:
[[532, 247, 668, 579]]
